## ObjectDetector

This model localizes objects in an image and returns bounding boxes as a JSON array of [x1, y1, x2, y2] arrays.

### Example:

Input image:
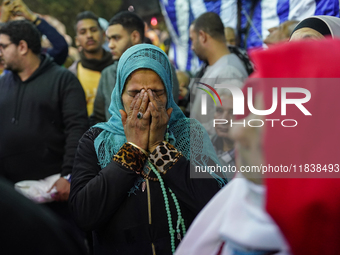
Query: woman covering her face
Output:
[[69, 44, 226, 255]]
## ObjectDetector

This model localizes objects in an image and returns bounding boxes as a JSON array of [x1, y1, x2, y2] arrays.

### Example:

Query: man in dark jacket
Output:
[[0, 20, 88, 203]]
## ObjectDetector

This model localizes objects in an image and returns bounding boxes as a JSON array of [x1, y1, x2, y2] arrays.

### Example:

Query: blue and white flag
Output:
[[242, 0, 340, 49], [160, 0, 339, 73]]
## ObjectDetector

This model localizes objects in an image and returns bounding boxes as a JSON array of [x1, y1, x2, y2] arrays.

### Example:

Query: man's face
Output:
[[189, 24, 205, 61], [264, 26, 288, 46], [224, 27, 236, 46], [0, 34, 20, 72], [76, 19, 104, 53], [106, 24, 134, 61], [214, 95, 234, 139]]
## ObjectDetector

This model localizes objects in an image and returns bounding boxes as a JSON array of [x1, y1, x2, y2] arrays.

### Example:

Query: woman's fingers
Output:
[[147, 90, 165, 121], [132, 89, 146, 116], [135, 90, 151, 125], [147, 89, 164, 111], [119, 109, 127, 126], [123, 90, 151, 151], [139, 90, 149, 114], [143, 90, 172, 152], [143, 102, 152, 120], [128, 92, 140, 116], [127, 90, 147, 120], [126, 90, 151, 126], [147, 89, 170, 131], [149, 102, 159, 119]]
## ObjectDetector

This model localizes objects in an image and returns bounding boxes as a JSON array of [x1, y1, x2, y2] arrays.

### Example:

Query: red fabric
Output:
[[249, 39, 340, 255], [216, 242, 225, 255]]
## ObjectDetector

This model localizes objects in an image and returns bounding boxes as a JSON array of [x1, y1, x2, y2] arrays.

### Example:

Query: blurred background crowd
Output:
[[1, 0, 340, 254]]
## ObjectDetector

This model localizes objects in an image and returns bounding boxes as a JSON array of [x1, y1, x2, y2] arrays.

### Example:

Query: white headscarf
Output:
[[292, 15, 340, 38]]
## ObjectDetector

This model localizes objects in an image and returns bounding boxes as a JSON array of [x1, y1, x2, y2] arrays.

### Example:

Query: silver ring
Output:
[[137, 112, 143, 119]]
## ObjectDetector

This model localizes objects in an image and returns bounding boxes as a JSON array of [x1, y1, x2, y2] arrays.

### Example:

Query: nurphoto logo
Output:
[[198, 82, 312, 128], [197, 82, 222, 115]]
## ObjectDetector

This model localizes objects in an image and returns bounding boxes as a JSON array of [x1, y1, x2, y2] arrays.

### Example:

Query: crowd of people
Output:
[[0, 0, 340, 254]]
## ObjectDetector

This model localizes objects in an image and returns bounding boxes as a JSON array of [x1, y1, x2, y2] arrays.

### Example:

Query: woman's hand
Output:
[[47, 177, 70, 202], [119, 89, 151, 151], [147, 89, 173, 152]]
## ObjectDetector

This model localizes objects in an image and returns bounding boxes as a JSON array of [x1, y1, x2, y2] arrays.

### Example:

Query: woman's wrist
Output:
[[113, 143, 148, 173], [148, 141, 183, 174], [149, 141, 165, 154], [128, 142, 149, 156]]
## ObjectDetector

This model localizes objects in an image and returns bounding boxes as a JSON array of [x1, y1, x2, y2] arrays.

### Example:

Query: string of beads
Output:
[[141, 167, 158, 181], [146, 125, 186, 254], [148, 161, 186, 254]]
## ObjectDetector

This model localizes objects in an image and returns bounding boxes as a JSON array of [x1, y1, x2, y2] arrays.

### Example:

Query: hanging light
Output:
[[151, 17, 158, 26]]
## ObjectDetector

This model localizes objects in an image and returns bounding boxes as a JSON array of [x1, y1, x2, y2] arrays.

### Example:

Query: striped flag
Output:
[[159, 0, 339, 73]]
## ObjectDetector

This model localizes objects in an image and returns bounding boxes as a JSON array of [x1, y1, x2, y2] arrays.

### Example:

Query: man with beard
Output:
[[188, 12, 248, 134], [0, 19, 88, 221], [69, 11, 113, 116]]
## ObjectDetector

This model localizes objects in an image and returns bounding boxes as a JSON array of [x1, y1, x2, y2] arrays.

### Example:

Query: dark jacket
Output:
[[38, 18, 69, 66], [0, 177, 87, 254], [0, 54, 89, 183], [69, 127, 221, 255]]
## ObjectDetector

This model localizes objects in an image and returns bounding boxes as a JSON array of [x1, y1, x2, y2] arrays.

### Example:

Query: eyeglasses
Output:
[[0, 42, 13, 52]]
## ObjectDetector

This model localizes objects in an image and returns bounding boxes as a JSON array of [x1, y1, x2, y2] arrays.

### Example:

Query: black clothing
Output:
[[69, 127, 221, 255], [79, 49, 114, 72], [0, 54, 89, 183], [38, 18, 69, 65], [0, 177, 87, 255]]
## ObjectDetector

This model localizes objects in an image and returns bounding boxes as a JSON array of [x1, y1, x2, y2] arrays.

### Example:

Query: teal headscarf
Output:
[[94, 44, 226, 186]]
